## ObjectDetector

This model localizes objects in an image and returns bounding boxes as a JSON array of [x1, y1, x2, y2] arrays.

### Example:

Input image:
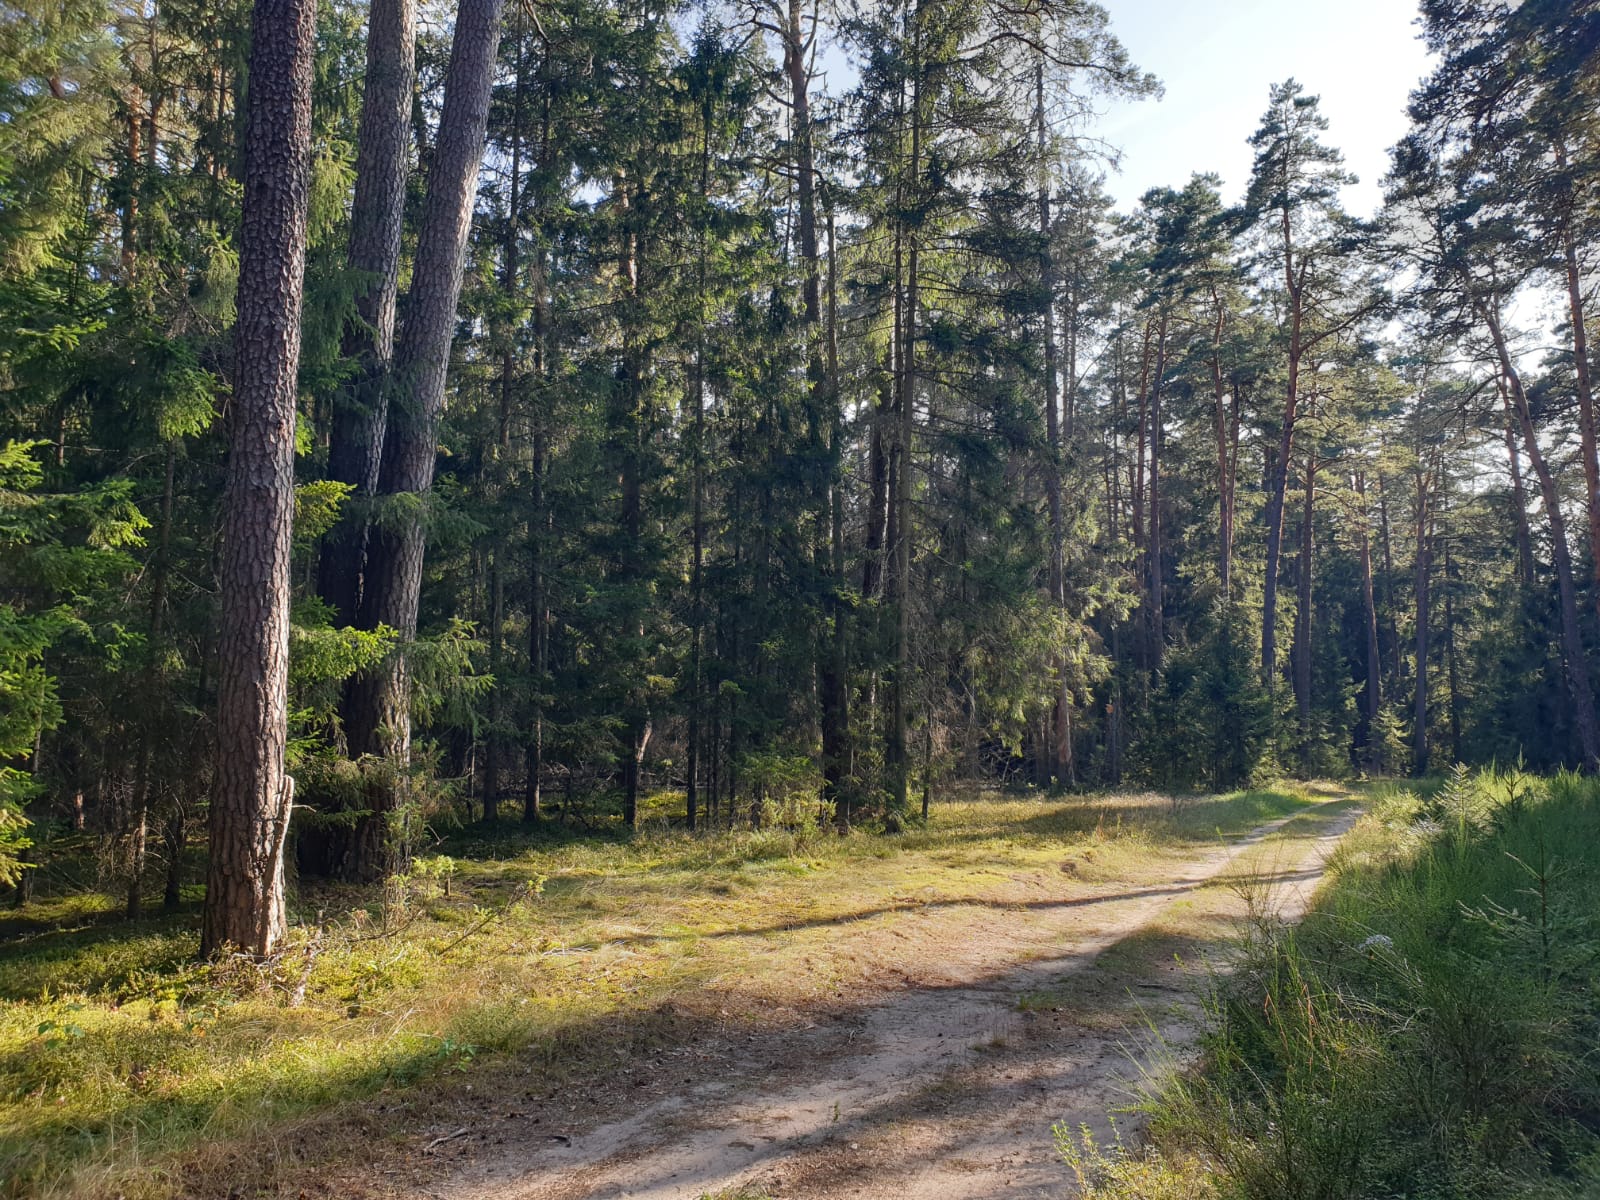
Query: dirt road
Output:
[[428, 800, 1357, 1200]]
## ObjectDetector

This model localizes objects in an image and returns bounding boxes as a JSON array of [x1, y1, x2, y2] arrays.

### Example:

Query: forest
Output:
[[3, 0, 1600, 1196]]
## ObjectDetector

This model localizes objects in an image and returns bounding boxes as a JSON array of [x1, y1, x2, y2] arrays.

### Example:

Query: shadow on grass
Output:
[[0, 793, 1353, 1198]]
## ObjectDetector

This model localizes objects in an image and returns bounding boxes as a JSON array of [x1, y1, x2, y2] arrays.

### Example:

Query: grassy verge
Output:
[[1066, 769, 1600, 1200], [0, 783, 1318, 1199]]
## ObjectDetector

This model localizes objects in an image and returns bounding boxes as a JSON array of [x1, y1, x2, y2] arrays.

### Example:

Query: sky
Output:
[[1093, 0, 1436, 218]]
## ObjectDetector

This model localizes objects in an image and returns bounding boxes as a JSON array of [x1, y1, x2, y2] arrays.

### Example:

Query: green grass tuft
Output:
[[1081, 769, 1600, 1200]]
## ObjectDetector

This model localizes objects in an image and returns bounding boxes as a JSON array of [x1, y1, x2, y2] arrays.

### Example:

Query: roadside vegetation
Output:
[[0, 784, 1318, 1198], [1065, 768, 1600, 1199]]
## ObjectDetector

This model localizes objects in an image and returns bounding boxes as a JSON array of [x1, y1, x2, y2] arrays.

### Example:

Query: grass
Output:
[[0, 781, 1322, 1199], [1070, 768, 1600, 1200]]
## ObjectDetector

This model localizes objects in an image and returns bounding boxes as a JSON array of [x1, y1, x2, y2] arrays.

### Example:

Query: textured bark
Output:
[[319, 0, 416, 625], [344, 0, 507, 878], [1555, 143, 1600, 623], [201, 0, 318, 958]]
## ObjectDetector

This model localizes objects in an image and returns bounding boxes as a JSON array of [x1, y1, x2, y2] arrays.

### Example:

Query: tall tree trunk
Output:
[[128, 441, 177, 919], [1412, 472, 1433, 777], [1377, 468, 1401, 690], [1036, 62, 1069, 786], [1356, 471, 1382, 772], [611, 172, 648, 830], [319, 0, 415, 626], [343, 0, 507, 878], [1294, 443, 1316, 772], [1444, 536, 1463, 765], [1147, 313, 1169, 669], [201, 0, 318, 958], [1209, 293, 1237, 597], [525, 425, 546, 823], [1557, 143, 1600, 623], [778, 1, 848, 819], [1483, 301, 1600, 770], [825, 208, 853, 826], [524, 56, 553, 826], [1262, 206, 1304, 689], [1501, 381, 1537, 587], [887, 25, 921, 814], [483, 17, 527, 823]]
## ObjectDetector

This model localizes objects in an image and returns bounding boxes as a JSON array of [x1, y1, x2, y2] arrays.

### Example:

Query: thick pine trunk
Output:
[[343, 0, 507, 878], [201, 0, 318, 958], [319, 0, 415, 626], [1556, 143, 1600, 623]]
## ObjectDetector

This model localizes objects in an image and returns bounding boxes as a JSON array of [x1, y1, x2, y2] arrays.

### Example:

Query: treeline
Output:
[[1, 0, 1597, 939]]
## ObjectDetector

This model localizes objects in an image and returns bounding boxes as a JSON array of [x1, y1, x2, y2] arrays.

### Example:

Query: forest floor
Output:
[[415, 795, 1357, 1200], [2, 785, 1358, 1200]]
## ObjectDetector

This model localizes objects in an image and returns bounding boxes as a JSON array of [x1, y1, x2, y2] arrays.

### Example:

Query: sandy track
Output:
[[432, 802, 1357, 1200]]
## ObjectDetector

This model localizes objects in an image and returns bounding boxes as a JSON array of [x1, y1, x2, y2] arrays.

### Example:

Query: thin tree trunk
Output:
[[1444, 536, 1462, 765], [483, 18, 526, 823], [1147, 313, 1169, 669], [887, 23, 921, 814], [201, 0, 318, 958], [1210, 294, 1236, 597], [1035, 63, 1072, 786], [1412, 474, 1433, 777], [1356, 471, 1382, 771], [524, 58, 553, 826], [1484, 301, 1600, 770], [1377, 469, 1401, 690], [614, 171, 647, 830], [1262, 205, 1304, 689], [1294, 443, 1316, 771], [1501, 381, 1537, 587]]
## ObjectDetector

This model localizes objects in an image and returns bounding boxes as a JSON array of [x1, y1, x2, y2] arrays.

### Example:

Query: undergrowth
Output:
[[1067, 767, 1600, 1199]]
